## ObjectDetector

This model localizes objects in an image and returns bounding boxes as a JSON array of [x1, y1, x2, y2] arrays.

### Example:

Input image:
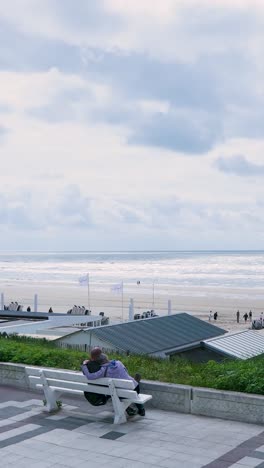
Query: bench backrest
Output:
[[25, 366, 138, 400]]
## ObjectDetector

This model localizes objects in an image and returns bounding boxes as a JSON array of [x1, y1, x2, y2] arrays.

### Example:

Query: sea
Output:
[[0, 250, 264, 288], [0, 251, 264, 315]]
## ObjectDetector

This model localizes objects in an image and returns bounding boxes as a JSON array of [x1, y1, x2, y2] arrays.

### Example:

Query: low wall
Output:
[[0, 362, 263, 425], [0, 362, 29, 389], [141, 380, 191, 413], [191, 387, 264, 425]]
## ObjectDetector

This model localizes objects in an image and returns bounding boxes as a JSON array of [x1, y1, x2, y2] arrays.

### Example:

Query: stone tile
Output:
[[100, 431, 125, 440], [233, 457, 264, 467], [46, 453, 86, 467], [0, 423, 41, 442], [0, 453, 25, 466], [73, 421, 111, 436], [1, 391, 264, 468], [159, 458, 205, 468], [0, 407, 28, 419], [253, 452, 264, 460], [25, 460, 55, 468], [230, 464, 264, 468], [46, 414, 68, 420], [204, 461, 231, 468], [0, 400, 42, 409]]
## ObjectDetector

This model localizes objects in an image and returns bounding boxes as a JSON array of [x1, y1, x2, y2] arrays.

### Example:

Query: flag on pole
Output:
[[78, 274, 89, 287], [110, 282, 123, 294]]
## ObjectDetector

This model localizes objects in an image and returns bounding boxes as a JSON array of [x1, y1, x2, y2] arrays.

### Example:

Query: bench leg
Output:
[[113, 410, 127, 425], [39, 370, 60, 412], [43, 387, 60, 412], [108, 380, 127, 424]]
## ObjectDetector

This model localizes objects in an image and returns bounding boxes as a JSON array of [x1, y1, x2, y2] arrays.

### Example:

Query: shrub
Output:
[[0, 336, 263, 395]]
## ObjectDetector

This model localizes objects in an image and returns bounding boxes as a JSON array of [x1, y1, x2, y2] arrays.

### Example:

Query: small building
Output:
[[0, 314, 102, 340], [54, 313, 226, 359], [202, 329, 264, 360]]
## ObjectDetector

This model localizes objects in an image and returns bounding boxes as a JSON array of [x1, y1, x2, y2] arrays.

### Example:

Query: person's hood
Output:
[[107, 359, 118, 369]]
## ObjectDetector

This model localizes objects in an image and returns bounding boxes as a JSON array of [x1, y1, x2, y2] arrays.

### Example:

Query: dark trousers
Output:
[[135, 384, 144, 411]]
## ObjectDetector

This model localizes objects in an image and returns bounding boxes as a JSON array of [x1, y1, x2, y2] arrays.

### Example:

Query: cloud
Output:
[[0, 4, 263, 156], [215, 155, 264, 176], [0, 18, 83, 73], [0, 125, 8, 141], [0, 181, 263, 249], [16, 48, 253, 154], [1, 1, 263, 63], [46, 47, 258, 153], [50, 0, 121, 36], [129, 109, 222, 154], [1, 1, 264, 249], [0, 0, 122, 53], [37, 172, 64, 181], [0, 185, 94, 231], [0, 191, 42, 230], [50, 185, 93, 228]]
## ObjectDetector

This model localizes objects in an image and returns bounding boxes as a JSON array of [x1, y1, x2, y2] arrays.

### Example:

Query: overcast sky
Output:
[[0, 0, 264, 250]]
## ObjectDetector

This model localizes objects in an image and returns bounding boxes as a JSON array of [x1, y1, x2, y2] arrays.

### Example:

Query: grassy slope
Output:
[[0, 336, 263, 395]]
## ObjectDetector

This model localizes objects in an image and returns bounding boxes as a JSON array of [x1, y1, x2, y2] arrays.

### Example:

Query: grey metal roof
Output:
[[86, 313, 226, 354], [203, 330, 264, 360]]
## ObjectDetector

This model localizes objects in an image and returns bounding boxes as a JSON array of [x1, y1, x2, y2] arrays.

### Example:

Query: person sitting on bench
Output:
[[82, 347, 111, 406], [83, 346, 103, 372], [81, 354, 145, 416]]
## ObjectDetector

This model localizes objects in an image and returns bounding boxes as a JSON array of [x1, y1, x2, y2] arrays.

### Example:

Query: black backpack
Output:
[[83, 362, 109, 406]]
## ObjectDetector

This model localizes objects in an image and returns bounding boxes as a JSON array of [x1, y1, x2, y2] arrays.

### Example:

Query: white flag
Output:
[[78, 274, 89, 287], [111, 282, 123, 294]]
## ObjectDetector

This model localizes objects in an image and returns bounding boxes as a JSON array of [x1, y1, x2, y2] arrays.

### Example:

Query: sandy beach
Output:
[[1, 280, 262, 332]]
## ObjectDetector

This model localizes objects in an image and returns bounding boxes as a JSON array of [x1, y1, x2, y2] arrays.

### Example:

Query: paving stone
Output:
[[1, 387, 264, 468], [100, 430, 125, 440], [232, 457, 264, 467]]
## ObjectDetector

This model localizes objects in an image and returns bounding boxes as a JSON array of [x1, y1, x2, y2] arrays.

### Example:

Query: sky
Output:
[[0, 0, 264, 250]]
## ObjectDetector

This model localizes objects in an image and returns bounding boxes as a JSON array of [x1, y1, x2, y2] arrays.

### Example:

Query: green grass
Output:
[[0, 335, 263, 395]]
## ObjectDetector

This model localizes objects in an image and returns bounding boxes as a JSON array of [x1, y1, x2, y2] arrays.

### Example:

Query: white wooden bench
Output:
[[25, 366, 152, 424]]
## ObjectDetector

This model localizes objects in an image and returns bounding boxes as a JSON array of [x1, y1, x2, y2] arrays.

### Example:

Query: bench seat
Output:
[[25, 366, 152, 424]]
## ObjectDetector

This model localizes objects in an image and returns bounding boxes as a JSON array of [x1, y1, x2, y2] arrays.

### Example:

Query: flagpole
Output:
[[87, 273, 90, 311], [122, 281, 124, 322], [152, 279, 155, 311]]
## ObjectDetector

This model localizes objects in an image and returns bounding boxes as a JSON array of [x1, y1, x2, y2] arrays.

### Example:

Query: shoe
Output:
[[126, 407, 137, 416], [137, 408, 145, 416]]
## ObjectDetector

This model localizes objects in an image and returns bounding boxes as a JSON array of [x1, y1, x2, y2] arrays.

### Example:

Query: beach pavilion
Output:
[[54, 313, 226, 361]]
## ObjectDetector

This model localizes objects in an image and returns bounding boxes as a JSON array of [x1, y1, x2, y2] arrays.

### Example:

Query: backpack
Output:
[[83, 363, 109, 406]]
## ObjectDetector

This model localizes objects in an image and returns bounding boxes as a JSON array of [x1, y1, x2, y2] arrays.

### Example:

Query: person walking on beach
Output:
[[243, 312, 248, 322], [209, 311, 213, 321], [249, 310, 252, 322], [236, 310, 240, 323], [260, 312, 264, 327], [213, 311, 218, 321]]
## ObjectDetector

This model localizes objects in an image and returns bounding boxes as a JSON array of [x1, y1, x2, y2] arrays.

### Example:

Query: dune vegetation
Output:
[[0, 335, 263, 395]]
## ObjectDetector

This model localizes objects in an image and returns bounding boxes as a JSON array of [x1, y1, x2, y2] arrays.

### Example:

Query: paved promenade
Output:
[[0, 385, 264, 468]]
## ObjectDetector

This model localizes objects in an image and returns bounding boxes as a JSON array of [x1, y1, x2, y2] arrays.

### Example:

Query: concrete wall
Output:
[[141, 380, 191, 413], [1, 362, 264, 425], [191, 387, 264, 425], [0, 362, 29, 389]]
